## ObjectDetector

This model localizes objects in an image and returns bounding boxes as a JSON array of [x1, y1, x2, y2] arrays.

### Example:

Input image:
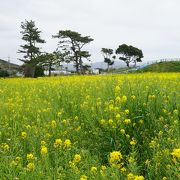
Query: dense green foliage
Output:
[[34, 66, 44, 78]]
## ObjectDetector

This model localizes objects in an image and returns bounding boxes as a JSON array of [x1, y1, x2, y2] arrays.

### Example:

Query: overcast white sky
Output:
[[0, 0, 180, 65]]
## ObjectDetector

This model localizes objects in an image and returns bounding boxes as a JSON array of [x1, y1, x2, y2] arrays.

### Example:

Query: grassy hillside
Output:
[[136, 61, 180, 72]]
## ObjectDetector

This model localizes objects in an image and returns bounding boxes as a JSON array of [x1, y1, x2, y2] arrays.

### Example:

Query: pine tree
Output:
[[18, 20, 45, 77], [53, 30, 93, 74]]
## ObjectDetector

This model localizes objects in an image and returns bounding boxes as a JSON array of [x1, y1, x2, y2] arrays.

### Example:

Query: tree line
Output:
[[18, 20, 143, 77]]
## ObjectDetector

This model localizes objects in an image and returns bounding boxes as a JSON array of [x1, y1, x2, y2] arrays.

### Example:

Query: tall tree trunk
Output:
[[75, 59, 79, 74], [24, 64, 35, 77], [49, 63, 52, 76], [79, 57, 83, 74], [75, 61, 79, 73]]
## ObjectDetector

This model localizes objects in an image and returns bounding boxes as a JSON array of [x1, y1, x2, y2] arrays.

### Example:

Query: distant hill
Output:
[[136, 61, 180, 72], [0, 59, 20, 74]]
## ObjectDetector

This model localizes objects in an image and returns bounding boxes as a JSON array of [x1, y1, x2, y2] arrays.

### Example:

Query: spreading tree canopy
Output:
[[53, 30, 93, 74], [116, 44, 143, 67]]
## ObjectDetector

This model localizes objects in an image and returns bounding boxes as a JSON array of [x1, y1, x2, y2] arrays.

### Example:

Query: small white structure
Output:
[[44, 70, 71, 76]]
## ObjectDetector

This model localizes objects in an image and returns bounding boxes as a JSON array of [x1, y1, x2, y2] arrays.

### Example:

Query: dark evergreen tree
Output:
[[18, 20, 45, 77], [34, 65, 44, 78], [37, 51, 63, 76]]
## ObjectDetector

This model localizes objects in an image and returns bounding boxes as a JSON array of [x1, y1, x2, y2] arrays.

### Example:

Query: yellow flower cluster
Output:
[[91, 166, 97, 173], [41, 146, 48, 155], [73, 154, 81, 163], [1, 143, 10, 151], [54, 138, 62, 148], [130, 139, 137, 146], [27, 153, 35, 161], [27, 162, 35, 171], [21, 131, 27, 139], [171, 148, 180, 158], [51, 120, 57, 128], [26, 153, 35, 171], [109, 151, 122, 164], [64, 139, 72, 148], [80, 175, 88, 180], [127, 173, 144, 180], [124, 119, 131, 125]]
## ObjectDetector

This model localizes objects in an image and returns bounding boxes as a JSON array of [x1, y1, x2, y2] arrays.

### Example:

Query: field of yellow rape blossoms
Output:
[[0, 73, 180, 180]]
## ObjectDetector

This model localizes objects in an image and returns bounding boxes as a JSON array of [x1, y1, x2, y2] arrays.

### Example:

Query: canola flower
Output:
[[171, 148, 180, 158], [122, 95, 127, 102], [127, 173, 144, 180], [80, 175, 88, 180], [109, 151, 122, 164], [116, 113, 121, 119], [41, 146, 48, 155], [124, 119, 131, 125], [99, 119, 106, 125], [115, 96, 121, 103], [15, 156, 21, 162], [27, 153, 35, 161], [131, 95, 136, 100], [120, 129, 125, 134], [125, 109, 129, 114], [51, 120, 57, 128], [139, 119, 144, 124], [27, 162, 35, 171], [134, 176, 145, 180], [1, 143, 10, 151], [73, 154, 81, 163], [54, 139, 62, 148], [100, 165, 107, 176], [64, 139, 72, 148], [90, 166, 97, 173], [21, 131, 27, 139], [108, 119, 113, 125], [101, 165, 106, 171], [130, 139, 137, 146], [120, 167, 126, 172]]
